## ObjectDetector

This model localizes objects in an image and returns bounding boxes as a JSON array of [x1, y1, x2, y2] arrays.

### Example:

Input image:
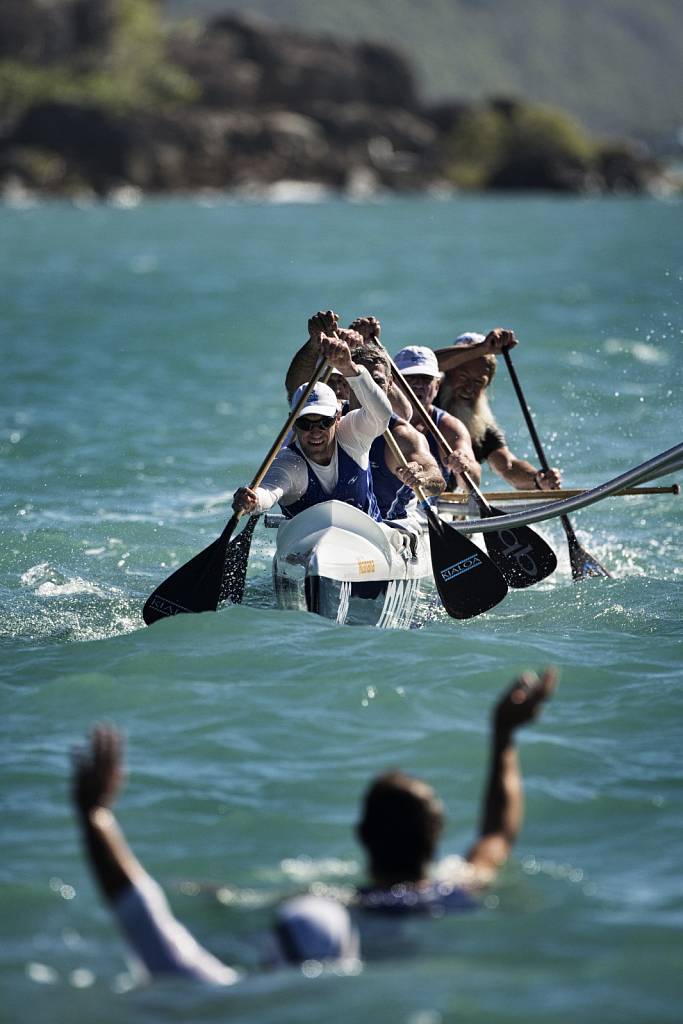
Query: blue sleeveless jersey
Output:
[[426, 406, 450, 477], [281, 441, 382, 522], [369, 416, 413, 521]]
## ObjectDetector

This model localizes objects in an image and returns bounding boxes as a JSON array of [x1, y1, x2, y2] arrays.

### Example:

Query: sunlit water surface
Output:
[[1, 194, 682, 1024]]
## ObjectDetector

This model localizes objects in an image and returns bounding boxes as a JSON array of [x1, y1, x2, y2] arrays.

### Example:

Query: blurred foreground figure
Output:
[[72, 669, 556, 982]]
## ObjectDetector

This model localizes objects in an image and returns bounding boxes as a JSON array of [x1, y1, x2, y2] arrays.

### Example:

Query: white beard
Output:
[[440, 388, 499, 450]]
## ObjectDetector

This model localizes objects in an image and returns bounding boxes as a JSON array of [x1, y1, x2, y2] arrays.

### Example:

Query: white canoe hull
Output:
[[271, 501, 431, 628]]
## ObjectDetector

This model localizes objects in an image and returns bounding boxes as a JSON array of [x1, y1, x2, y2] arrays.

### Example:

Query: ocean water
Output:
[[1, 192, 682, 1024]]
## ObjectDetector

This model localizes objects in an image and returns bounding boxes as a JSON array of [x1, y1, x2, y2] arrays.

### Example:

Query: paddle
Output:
[[382, 429, 508, 618], [142, 357, 329, 625], [386, 355, 557, 588], [501, 348, 611, 581]]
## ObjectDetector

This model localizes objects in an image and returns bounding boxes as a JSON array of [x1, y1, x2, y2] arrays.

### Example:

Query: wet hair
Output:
[[358, 771, 444, 881]]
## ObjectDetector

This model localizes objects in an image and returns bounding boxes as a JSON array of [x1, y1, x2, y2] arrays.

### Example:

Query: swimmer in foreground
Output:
[[71, 669, 555, 982], [356, 668, 557, 909]]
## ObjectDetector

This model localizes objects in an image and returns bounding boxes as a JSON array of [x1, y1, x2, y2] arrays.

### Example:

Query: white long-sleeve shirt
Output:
[[252, 367, 392, 513], [114, 872, 240, 985]]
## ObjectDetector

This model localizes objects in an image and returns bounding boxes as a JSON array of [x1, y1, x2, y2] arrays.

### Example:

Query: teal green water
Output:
[[1, 194, 682, 1023]]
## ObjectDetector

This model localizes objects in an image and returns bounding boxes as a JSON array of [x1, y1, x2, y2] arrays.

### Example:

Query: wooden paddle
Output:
[[501, 348, 610, 581], [382, 429, 508, 618], [142, 357, 330, 625], [386, 355, 557, 589]]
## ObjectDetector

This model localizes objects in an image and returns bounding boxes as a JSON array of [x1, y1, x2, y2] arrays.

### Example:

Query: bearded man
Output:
[[435, 329, 562, 491]]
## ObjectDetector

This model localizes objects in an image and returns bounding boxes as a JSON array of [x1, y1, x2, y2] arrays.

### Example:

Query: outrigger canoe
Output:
[[269, 501, 431, 628], [265, 443, 681, 627]]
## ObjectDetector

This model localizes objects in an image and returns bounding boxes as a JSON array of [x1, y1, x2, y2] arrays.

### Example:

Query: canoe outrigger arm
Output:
[[442, 443, 682, 536]]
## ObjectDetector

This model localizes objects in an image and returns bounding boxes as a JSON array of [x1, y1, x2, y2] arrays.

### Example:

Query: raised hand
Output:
[[484, 328, 518, 354], [494, 667, 558, 734], [308, 310, 339, 340], [348, 316, 381, 345], [318, 332, 359, 377], [72, 724, 125, 816]]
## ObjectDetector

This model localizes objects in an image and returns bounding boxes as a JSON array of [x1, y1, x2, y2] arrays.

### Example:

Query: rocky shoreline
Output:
[[0, 3, 673, 200]]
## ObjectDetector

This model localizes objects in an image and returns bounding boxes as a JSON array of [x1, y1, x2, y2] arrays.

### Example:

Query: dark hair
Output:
[[358, 771, 444, 882], [350, 344, 391, 376]]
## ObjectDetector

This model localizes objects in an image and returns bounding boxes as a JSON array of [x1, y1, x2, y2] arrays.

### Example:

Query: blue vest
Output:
[[281, 441, 382, 522], [426, 406, 450, 477], [369, 416, 413, 521]]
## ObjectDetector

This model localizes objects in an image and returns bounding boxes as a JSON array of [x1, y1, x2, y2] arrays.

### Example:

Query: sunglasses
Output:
[[295, 415, 336, 432]]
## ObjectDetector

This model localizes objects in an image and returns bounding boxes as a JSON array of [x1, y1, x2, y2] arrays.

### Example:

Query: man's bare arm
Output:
[[488, 447, 562, 491], [285, 310, 339, 400], [435, 328, 517, 372], [385, 421, 445, 496], [465, 668, 558, 879], [72, 724, 144, 903]]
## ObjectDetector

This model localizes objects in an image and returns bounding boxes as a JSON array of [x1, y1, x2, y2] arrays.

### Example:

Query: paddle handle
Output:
[[502, 349, 551, 474]]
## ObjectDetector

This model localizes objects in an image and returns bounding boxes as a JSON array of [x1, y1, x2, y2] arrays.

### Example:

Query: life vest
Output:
[[369, 415, 414, 520], [281, 440, 382, 522]]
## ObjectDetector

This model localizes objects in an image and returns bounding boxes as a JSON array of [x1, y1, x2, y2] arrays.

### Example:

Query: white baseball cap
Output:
[[453, 332, 486, 346], [291, 380, 339, 419], [393, 345, 442, 378]]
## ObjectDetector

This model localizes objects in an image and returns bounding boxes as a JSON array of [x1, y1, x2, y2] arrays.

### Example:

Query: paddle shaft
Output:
[[501, 348, 583, 543]]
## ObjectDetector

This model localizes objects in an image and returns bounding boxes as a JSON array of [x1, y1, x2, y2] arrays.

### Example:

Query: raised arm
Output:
[[72, 724, 238, 985], [72, 724, 143, 903], [465, 667, 558, 880], [435, 328, 517, 372], [285, 309, 339, 400]]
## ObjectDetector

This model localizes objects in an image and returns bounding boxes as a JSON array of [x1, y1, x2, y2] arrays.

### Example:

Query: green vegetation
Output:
[[442, 102, 598, 189], [0, 0, 196, 120], [164, 0, 683, 149]]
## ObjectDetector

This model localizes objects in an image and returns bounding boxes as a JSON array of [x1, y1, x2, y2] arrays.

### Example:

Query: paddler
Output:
[[233, 328, 393, 521], [392, 344, 480, 489], [435, 329, 562, 491], [350, 342, 446, 521]]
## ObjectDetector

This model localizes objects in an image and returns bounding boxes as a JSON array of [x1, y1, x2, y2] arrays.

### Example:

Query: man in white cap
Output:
[[233, 328, 395, 522], [392, 344, 480, 489], [434, 329, 562, 491]]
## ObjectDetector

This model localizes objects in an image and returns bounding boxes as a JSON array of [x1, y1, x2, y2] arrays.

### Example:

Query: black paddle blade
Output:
[[481, 508, 557, 589], [219, 514, 258, 604], [563, 517, 611, 580], [142, 515, 239, 626], [426, 512, 508, 619]]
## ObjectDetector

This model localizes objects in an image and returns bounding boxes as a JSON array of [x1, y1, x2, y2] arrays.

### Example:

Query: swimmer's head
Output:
[[357, 771, 444, 884]]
